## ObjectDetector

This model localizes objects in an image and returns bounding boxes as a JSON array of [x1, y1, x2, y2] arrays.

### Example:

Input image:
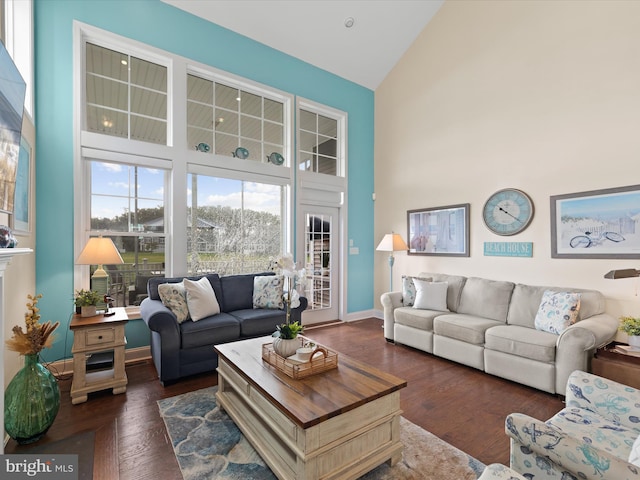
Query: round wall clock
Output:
[[483, 188, 534, 236]]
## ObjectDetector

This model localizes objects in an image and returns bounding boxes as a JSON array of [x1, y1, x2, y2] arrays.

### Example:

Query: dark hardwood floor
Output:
[[5, 318, 564, 478]]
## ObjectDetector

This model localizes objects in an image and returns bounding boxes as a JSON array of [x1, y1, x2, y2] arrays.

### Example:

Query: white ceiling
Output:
[[162, 0, 444, 90]]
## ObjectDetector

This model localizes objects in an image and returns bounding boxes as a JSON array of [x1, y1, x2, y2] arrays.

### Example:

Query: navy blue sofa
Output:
[[140, 272, 307, 385]]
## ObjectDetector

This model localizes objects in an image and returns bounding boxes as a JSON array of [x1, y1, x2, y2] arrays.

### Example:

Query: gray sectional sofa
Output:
[[140, 272, 307, 385], [381, 273, 618, 394]]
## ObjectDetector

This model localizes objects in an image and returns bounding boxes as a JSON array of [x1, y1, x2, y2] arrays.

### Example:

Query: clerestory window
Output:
[[187, 74, 285, 164], [298, 108, 340, 176], [85, 42, 168, 145]]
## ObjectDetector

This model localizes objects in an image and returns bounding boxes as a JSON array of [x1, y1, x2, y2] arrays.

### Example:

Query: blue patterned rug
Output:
[[158, 386, 485, 480]]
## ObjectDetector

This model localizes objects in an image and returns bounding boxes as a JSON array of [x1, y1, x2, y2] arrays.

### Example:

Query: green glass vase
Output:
[[4, 354, 60, 444]]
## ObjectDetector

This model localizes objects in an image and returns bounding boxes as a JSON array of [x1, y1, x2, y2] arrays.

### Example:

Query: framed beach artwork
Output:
[[407, 203, 470, 257], [551, 184, 640, 259], [12, 137, 32, 234]]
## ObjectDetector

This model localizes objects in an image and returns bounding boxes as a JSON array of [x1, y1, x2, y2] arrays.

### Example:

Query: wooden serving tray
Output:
[[262, 338, 338, 379]]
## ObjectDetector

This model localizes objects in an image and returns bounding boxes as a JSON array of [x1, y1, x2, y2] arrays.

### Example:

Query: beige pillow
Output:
[[402, 275, 433, 306], [183, 277, 221, 321], [413, 279, 449, 311], [157, 282, 190, 324]]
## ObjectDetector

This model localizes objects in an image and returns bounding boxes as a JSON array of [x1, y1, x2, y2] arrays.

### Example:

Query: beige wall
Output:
[[374, 0, 640, 339], [3, 114, 37, 388]]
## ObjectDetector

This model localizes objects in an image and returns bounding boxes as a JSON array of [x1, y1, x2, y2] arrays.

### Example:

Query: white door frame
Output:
[[297, 204, 344, 324]]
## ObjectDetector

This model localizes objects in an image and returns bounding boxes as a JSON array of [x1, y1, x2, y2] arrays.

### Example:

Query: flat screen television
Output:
[[0, 39, 27, 214]]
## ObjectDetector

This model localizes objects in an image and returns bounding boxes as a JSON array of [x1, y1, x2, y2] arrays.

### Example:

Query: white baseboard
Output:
[[47, 346, 152, 376], [342, 309, 383, 322]]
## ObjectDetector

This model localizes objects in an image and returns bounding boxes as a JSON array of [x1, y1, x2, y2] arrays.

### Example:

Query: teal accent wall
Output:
[[34, 0, 374, 362]]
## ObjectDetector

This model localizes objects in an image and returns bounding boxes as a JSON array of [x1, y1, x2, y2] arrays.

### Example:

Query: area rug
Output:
[[158, 387, 485, 480]]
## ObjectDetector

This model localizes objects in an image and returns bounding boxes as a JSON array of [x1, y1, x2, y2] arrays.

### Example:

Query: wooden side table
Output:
[[592, 342, 640, 390], [70, 307, 129, 404]]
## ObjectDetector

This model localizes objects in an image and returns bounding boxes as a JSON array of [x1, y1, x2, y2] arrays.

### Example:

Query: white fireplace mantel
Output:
[[1, 247, 33, 453]]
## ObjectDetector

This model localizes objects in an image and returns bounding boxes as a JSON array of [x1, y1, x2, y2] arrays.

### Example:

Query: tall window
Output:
[[187, 174, 283, 275], [187, 74, 285, 163], [88, 160, 167, 305], [85, 43, 168, 144]]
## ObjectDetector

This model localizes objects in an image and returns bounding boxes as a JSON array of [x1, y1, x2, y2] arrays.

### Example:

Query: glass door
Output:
[[300, 207, 340, 324]]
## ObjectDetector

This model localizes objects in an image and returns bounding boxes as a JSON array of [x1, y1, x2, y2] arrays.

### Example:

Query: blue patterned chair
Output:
[[506, 370, 640, 479]]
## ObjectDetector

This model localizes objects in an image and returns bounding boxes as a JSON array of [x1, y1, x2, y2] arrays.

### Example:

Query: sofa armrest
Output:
[[140, 298, 181, 383], [555, 313, 619, 393], [565, 370, 640, 431], [290, 296, 308, 324], [381, 291, 403, 340], [506, 412, 639, 480], [140, 298, 180, 337]]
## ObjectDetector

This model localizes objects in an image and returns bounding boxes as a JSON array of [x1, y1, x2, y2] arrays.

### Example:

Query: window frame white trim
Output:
[[73, 21, 298, 286], [3, 0, 34, 117]]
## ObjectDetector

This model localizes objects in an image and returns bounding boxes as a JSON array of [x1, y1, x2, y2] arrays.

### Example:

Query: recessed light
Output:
[[344, 17, 355, 28]]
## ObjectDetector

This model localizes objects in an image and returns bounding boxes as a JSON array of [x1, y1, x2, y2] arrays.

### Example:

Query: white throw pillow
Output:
[[413, 279, 449, 311], [534, 290, 581, 334], [183, 277, 220, 321], [629, 433, 640, 466], [402, 275, 432, 307], [157, 282, 190, 324]]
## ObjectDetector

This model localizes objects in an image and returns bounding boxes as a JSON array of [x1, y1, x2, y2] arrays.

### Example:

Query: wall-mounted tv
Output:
[[0, 39, 27, 214]]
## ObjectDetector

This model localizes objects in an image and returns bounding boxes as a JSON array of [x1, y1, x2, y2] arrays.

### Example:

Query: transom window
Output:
[[298, 109, 339, 175], [187, 74, 285, 163], [85, 43, 168, 144]]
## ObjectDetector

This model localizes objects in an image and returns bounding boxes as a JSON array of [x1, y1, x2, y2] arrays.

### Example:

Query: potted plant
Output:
[[272, 321, 304, 358], [269, 253, 308, 358], [74, 289, 102, 317], [619, 316, 640, 350]]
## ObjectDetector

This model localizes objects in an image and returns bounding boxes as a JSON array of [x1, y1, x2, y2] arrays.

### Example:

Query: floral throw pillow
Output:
[[402, 275, 432, 306], [534, 290, 581, 334], [158, 282, 190, 324], [253, 275, 284, 309]]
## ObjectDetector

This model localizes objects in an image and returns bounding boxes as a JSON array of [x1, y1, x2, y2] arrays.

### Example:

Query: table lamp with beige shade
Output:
[[76, 236, 124, 308]]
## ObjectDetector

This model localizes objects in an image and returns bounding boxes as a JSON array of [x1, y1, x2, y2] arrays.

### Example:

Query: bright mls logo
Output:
[[2, 455, 78, 479]]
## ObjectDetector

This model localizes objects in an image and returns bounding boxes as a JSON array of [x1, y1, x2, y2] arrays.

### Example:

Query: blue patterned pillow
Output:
[[253, 275, 284, 309], [534, 290, 581, 334], [158, 281, 190, 323]]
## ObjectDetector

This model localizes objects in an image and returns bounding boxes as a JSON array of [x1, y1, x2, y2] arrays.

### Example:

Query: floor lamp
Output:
[[76, 236, 124, 309], [376, 232, 408, 292]]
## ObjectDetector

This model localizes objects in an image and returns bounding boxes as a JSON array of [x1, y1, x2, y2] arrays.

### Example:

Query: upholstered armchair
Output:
[[506, 370, 640, 479]]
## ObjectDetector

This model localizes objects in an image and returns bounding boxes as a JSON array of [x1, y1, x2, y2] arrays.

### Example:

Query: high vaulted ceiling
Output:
[[162, 0, 444, 90]]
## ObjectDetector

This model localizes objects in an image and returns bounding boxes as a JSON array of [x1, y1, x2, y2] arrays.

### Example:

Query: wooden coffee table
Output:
[[215, 337, 407, 480]]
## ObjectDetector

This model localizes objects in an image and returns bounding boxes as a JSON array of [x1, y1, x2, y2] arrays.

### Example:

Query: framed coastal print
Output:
[[13, 137, 32, 234], [407, 203, 470, 257], [551, 184, 640, 259]]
